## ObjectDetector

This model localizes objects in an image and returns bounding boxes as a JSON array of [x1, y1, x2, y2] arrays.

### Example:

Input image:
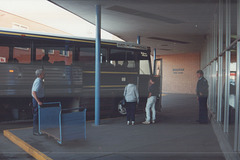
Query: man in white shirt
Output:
[[31, 69, 45, 135]]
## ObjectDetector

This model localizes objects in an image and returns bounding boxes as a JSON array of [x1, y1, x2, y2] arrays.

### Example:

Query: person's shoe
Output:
[[33, 132, 40, 136], [152, 120, 155, 124], [142, 121, 150, 124], [132, 121, 135, 125], [127, 121, 130, 125]]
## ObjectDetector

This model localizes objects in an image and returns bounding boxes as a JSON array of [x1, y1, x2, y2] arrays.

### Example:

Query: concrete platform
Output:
[[4, 94, 226, 160]]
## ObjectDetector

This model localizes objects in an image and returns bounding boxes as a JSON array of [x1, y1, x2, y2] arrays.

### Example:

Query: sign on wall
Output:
[[173, 68, 184, 74]]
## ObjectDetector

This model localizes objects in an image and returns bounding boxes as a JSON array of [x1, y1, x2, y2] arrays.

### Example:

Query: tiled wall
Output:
[[158, 53, 200, 94]]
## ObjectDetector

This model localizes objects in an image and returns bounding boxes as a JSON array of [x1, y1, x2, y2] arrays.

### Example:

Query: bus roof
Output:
[[0, 27, 149, 51]]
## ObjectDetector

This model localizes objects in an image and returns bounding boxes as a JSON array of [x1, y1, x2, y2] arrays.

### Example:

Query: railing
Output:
[[38, 102, 86, 144]]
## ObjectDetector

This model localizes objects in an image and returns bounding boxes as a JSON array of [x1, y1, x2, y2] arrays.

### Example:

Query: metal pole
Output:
[[217, 0, 223, 122], [235, 41, 240, 151], [153, 48, 156, 75], [224, 0, 231, 132], [213, 15, 217, 114], [95, 4, 101, 126], [137, 36, 141, 44], [236, 0, 240, 152]]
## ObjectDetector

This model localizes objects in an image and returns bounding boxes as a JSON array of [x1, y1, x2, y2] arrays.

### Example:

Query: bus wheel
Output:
[[117, 102, 127, 115]]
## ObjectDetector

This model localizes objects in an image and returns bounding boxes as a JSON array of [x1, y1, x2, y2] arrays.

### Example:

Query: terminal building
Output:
[[0, 0, 240, 160]]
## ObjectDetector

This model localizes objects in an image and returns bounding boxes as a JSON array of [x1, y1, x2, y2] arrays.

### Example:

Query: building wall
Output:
[[0, 10, 70, 35], [157, 53, 200, 94]]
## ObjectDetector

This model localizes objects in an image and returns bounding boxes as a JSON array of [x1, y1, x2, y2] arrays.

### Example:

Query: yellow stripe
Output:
[[3, 130, 53, 160], [83, 85, 125, 88], [0, 31, 116, 46], [83, 71, 138, 75]]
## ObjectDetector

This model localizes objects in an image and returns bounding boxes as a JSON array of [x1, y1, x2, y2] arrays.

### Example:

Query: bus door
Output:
[[154, 58, 163, 112], [138, 52, 152, 106]]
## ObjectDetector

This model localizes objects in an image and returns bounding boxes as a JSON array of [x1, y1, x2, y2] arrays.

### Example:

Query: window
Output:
[[78, 48, 107, 64], [139, 52, 151, 75], [0, 46, 9, 63], [139, 60, 151, 75], [36, 48, 52, 65], [48, 50, 54, 55], [35, 47, 73, 65], [49, 49, 73, 65], [109, 49, 136, 69], [36, 48, 45, 61], [78, 48, 95, 62], [13, 47, 31, 64], [60, 50, 70, 57]]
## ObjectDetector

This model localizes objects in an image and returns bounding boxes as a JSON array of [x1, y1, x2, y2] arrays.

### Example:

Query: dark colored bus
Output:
[[0, 29, 160, 121]]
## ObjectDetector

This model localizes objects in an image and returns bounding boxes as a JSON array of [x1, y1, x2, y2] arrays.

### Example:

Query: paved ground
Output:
[[0, 121, 33, 160], [2, 94, 225, 160]]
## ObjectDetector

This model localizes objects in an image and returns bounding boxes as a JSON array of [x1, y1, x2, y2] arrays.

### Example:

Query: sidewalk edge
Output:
[[3, 129, 53, 160]]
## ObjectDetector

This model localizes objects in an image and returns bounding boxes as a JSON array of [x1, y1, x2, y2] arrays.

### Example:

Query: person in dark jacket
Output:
[[196, 70, 209, 124], [142, 76, 159, 124]]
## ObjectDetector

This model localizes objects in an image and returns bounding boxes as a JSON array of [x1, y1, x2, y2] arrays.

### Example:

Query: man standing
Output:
[[142, 77, 158, 124], [196, 70, 209, 124], [31, 69, 45, 135]]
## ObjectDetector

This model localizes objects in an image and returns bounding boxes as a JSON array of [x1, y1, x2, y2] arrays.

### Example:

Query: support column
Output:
[[153, 48, 156, 75], [224, 0, 231, 132], [212, 14, 217, 114], [236, 0, 240, 152], [137, 36, 141, 44], [236, 42, 240, 151], [217, 0, 223, 122], [95, 4, 101, 126]]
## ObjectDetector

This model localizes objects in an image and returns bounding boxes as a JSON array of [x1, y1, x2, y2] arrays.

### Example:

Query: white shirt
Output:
[[31, 77, 44, 98], [123, 84, 139, 103]]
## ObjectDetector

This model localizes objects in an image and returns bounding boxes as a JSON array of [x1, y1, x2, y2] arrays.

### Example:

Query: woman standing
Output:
[[123, 78, 139, 125]]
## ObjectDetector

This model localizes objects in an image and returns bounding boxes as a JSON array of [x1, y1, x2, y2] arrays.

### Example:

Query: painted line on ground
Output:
[[3, 130, 53, 160]]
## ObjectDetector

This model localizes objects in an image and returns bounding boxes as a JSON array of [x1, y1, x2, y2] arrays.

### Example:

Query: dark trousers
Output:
[[126, 102, 136, 121], [32, 97, 44, 133], [198, 97, 208, 123]]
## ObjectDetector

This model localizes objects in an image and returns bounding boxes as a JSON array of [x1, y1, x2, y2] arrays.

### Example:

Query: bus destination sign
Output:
[[117, 42, 148, 50]]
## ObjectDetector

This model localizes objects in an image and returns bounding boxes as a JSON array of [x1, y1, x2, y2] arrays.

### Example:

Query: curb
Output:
[[3, 129, 53, 160]]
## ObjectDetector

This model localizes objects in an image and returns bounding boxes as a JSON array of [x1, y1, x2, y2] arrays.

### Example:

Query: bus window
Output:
[[109, 49, 136, 69], [78, 48, 95, 63], [139, 52, 151, 75], [36, 48, 45, 62], [36, 48, 52, 65], [48, 49, 72, 65], [78, 48, 107, 65], [139, 60, 151, 75], [13, 47, 31, 64], [0, 46, 9, 63]]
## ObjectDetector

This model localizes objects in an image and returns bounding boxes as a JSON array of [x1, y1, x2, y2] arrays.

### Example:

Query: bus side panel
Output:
[[82, 70, 137, 98], [43, 65, 83, 97], [0, 64, 83, 97], [0, 64, 40, 97]]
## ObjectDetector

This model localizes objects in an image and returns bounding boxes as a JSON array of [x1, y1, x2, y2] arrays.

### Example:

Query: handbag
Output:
[[120, 98, 126, 106]]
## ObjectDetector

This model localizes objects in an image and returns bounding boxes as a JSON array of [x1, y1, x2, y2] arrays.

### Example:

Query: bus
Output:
[[0, 29, 161, 121]]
